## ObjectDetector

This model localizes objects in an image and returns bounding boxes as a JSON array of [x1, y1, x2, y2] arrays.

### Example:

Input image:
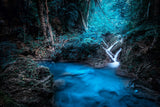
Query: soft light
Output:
[[107, 61, 120, 68]]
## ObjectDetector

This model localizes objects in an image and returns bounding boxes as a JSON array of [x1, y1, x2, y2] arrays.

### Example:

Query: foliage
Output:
[[88, 0, 128, 35], [112, 0, 154, 32]]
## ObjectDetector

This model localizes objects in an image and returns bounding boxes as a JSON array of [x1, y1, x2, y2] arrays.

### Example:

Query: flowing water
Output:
[[38, 40, 158, 107], [103, 40, 122, 68], [38, 62, 158, 107]]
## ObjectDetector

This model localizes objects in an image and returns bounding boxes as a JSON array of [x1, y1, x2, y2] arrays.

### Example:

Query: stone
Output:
[[0, 57, 55, 107], [54, 79, 66, 90]]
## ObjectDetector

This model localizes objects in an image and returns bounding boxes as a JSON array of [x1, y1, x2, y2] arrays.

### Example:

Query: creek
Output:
[[39, 62, 157, 107]]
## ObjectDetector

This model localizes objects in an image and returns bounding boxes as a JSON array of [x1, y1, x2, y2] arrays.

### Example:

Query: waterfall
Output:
[[103, 40, 122, 68], [108, 41, 118, 51], [113, 48, 122, 62]]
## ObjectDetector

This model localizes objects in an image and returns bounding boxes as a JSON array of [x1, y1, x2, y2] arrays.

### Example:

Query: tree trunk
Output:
[[45, 0, 54, 45], [37, 0, 47, 39], [86, 0, 91, 28], [79, 10, 88, 31]]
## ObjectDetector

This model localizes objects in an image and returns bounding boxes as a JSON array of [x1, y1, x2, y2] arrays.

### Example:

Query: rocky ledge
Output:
[[0, 57, 55, 107], [117, 23, 160, 93], [51, 33, 121, 68]]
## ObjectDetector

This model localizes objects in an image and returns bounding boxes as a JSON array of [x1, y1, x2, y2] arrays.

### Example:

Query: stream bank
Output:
[[0, 57, 55, 107], [118, 23, 160, 93]]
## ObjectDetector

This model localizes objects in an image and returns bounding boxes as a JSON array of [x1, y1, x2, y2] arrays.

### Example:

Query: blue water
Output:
[[39, 62, 158, 107]]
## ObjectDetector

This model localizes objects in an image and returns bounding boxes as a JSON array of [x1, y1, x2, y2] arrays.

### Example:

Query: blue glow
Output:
[[107, 61, 120, 68], [39, 62, 157, 107], [88, 0, 128, 35]]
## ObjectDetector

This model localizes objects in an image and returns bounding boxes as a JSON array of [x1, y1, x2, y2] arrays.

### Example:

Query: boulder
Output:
[[54, 36, 108, 68], [118, 25, 160, 92], [0, 57, 55, 107]]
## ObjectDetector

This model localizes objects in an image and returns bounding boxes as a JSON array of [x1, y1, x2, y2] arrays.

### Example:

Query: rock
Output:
[[118, 24, 160, 92], [53, 33, 123, 68], [61, 41, 102, 61], [54, 79, 66, 90], [119, 95, 157, 107], [85, 58, 109, 68], [116, 68, 137, 78], [98, 90, 118, 99], [36, 66, 51, 79], [56, 36, 108, 67], [0, 57, 55, 107], [102, 32, 119, 46]]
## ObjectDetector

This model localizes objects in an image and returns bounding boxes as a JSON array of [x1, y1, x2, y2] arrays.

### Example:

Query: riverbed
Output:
[[39, 62, 158, 107]]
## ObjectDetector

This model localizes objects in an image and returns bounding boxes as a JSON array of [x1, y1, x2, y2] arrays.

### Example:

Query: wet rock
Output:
[[54, 79, 66, 90], [118, 24, 160, 92], [98, 90, 118, 99], [55, 36, 108, 68], [102, 32, 120, 46], [61, 41, 103, 61], [119, 95, 158, 107], [0, 57, 55, 107], [116, 68, 137, 78]]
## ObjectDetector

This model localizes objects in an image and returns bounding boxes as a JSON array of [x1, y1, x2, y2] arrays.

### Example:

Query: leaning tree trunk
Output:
[[86, 0, 91, 28], [37, 0, 47, 39], [45, 0, 54, 45]]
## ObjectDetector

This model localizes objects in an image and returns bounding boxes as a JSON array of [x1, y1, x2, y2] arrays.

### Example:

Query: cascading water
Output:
[[107, 48, 122, 68], [103, 39, 122, 68]]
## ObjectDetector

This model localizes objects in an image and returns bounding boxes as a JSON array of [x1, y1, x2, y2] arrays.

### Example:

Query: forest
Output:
[[0, 0, 160, 107]]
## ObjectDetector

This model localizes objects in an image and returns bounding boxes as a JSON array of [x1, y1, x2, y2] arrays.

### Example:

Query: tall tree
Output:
[[37, 0, 47, 39], [37, 0, 54, 45], [45, 0, 54, 45]]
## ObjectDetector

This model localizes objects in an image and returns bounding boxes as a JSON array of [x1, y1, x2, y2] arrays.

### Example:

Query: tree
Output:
[[45, 0, 54, 45], [37, 0, 54, 45]]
